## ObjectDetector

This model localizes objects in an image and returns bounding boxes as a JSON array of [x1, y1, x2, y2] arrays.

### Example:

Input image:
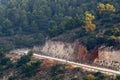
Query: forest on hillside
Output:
[[0, 0, 120, 51]]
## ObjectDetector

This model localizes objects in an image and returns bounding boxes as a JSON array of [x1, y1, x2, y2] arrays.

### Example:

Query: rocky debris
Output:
[[10, 48, 30, 55], [94, 47, 120, 71], [94, 60, 120, 71]]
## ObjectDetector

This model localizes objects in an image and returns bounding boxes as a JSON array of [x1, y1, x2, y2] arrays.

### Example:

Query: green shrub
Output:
[[115, 75, 120, 80], [51, 64, 67, 76], [16, 55, 31, 67], [8, 76, 15, 80], [22, 60, 41, 77]]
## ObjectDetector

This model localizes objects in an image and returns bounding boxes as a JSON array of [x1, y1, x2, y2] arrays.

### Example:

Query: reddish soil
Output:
[[74, 43, 98, 63]]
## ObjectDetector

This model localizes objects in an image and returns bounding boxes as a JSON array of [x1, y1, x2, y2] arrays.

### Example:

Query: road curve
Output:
[[33, 54, 120, 75]]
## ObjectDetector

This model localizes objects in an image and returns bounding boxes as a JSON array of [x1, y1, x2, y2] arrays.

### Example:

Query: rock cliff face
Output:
[[94, 47, 120, 71], [74, 44, 98, 63], [34, 40, 120, 70], [96, 47, 120, 61], [40, 40, 76, 61], [36, 40, 98, 62]]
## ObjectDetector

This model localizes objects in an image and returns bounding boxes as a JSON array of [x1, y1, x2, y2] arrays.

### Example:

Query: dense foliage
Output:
[[0, 0, 120, 50], [0, 50, 12, 76]]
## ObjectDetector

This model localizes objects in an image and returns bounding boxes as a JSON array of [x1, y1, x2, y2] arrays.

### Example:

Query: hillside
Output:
[[0, 0, 120, 51], [1, 0, 120, 79], [0, 51, 115, 80]]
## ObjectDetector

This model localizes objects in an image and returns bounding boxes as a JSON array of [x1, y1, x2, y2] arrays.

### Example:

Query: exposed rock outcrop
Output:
[[94, 47, 120, 71], [95, 47, 120, 61], [27, 40, 120, 71], [75, 45, 98, 63], [34, 40, 98, 63], [40, 40, 76, 61], [34, 40, 120, 71]]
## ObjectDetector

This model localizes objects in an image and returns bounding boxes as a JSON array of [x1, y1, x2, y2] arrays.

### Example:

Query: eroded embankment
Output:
[[33, 40, 120, 71], [34, 40, 98, 63], [94, 47, 120, 71]]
